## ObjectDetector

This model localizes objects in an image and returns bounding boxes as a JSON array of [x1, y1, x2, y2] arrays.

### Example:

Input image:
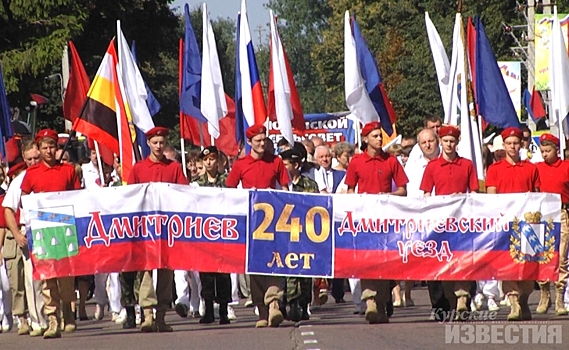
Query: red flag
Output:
[[87, 138, 115, 167], [63, 42, 90, 123], [30, 94, 49, 105], [530, 86, 546, 119]]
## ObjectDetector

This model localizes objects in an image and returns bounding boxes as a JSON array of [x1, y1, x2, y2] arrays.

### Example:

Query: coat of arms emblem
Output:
[[510, 211, 555, 264]]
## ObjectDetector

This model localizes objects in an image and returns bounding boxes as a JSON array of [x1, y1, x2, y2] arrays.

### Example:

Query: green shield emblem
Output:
[[29, 206, 79, 261]]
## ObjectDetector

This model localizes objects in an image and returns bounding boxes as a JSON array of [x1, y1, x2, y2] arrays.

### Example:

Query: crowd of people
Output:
[[0, 113, 568, 338]]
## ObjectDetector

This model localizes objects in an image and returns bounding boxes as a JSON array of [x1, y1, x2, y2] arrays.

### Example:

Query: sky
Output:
[[171, 0, 270, 45]]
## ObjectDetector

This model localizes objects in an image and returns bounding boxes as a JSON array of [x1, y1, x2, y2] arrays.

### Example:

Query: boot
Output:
[[62, 303, 76, 333], [123, 306, 137, 329], [199, 300, 215, 324], [17, 316, 30, 335], [218, 302, 230, 325], [140, 308, 155, 333], [536, 284, 551, 314], [268, 300, 284, 327], [288, 300, 301, 322], [507, 294, 522, 321], [43, 315, 61, 339], [256, 305, 269, 328], [456, 295, 469, 313], [300, 302, 310, 321], [365, 298, 380, 324], [155, 310, 173, 332], [555, 292, 569, 316]]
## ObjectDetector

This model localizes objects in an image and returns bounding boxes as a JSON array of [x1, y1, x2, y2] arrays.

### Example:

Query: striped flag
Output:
[[235, 0, 266, 145], [425, 12, 450, 117], [72, 41, 134, 182]]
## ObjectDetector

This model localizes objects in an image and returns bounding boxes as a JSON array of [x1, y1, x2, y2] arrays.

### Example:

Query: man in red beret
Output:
[[226, 124, 290, 328], [127, 126, 187, 332], [419, 125, 478, 316], [344, 121, 408, 324], [19, 130, 81, 338], [486, 126, 540, 321], [534, 133, 569, 316]]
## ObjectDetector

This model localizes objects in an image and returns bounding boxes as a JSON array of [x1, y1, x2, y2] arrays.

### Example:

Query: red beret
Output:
[[361, 121, 382, 137], [539, 133, 560, 147], [7, 162, 27, 178], [438, 125, 460, 139], [145, 126, 169, 139], [246, 124, 267, 139], [35, 129, 59, 144], [500, 127, 523, 141]]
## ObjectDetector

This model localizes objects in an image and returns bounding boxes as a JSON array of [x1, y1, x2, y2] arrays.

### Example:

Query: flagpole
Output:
[[198, 123, 204, 149], [93, 140, 105, 186], [181, 137, 188, 178]]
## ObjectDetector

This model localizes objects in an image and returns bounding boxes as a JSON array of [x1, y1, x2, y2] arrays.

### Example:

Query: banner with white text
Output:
[[22, 184, 561, 281]]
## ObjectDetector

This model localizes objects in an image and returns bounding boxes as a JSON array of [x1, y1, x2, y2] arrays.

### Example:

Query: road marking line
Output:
[[304, 340, 318, 344], [301, 331, 315, 336], [299, 324, 313, 328]]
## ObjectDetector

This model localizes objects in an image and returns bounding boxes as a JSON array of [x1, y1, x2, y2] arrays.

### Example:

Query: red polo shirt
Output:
[[344, 150, 408, 194], [226, 153, 290, 189], [536, 159, 569, 203], [127, 157, 188, 185], [485, 159, 540, 194], [420, 155, 479, 195], [21, 161, 81, 194]]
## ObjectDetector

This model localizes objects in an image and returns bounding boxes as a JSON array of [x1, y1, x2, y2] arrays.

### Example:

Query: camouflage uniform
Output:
[[287, 176, 319, 307], [195, 172, 232, 302]]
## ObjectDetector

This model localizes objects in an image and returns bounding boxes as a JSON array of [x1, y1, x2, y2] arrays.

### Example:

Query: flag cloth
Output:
[[201, 3, 228, 140], [267, 13, 305, 136], [268, 10, 295, 145], [344, 11, 379, 126], [30, 94, 50, 105], [63, 41, 90, 123], [73, 40, 134, 179], [474, 16, 520, 129], [425, 12, 451, 117], [352, 16, 396, 135], [0, 62, 14, 159], [180, 4, 206, 124], [131, 40, 161, 158], [235, 13, 243, 144], [550, 6, 569, 142], [530, 86, 546, 120], [236, 0, 267, 145]]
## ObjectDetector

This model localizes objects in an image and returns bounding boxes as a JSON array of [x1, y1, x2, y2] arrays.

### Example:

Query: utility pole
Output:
[[255, 24, 264, 48], [527, 0, 536, 131]]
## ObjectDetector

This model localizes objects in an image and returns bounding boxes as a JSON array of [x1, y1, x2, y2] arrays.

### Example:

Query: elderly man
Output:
[[314, 146, 346, 194]]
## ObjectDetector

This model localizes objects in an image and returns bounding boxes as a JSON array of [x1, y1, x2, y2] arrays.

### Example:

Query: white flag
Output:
[[116, 21, 154, 133], [550, 6, 569, 147], [200, 3, 228, 139], [344, 11, 379, 125], [425, 12, 450, 116], [269, 10, 294, 145], [444, 14, 467, 126]]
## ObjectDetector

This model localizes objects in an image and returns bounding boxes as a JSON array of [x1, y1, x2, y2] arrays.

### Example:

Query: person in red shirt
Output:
[[20, 129, 81, 339], [344, 121, 408, 324], [126, 126, 187, 332], [420, 125, 478, 315], [486, 126, 540, 321], [226, 124, 289, 328], [534, 133, 569, 316]]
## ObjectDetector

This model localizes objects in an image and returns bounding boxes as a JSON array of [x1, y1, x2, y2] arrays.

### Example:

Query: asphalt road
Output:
[[1, 285, 568, 350]]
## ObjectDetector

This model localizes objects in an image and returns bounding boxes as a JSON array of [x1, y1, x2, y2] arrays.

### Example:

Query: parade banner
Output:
[[22, 185, 561, 281], [535, 14, 569, 91], [498, 61, 521, 120], [267, 112, 355, 146]]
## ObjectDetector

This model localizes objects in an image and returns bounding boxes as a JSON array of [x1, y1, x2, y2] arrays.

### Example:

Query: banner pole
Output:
[[181, 137, 188, 178], [94, 140, 105, 186]]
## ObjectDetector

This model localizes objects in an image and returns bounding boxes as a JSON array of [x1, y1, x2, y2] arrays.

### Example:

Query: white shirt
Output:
[[405, 154, 431, 199], [2, 170, 26, 225], [315, 167, 334, 192], [81, 162, 100, 189]]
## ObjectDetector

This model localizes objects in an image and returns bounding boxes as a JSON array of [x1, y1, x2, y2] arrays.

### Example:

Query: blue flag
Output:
[[0, 63, 14, 160], [235, 13, 245, 146], [131, 40, 161, 158], [522, 89, 536, 122], [352, 17, 394, 136], [180, 4, 206, 123], [475, 16, 520, 129]]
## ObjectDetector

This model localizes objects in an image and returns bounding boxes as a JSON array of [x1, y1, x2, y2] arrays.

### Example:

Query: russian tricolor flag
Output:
[[235, 0, 267, 145]]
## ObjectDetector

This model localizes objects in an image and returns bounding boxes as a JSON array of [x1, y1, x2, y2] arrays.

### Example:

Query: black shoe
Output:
[[218, 303, 230, 325], [199, 300, 215, 324], [175, 303, 188, 318], [288, 301, 301, 322], [335, 298, 346, 303], [386, 300, 394, 318], [123, 306, 137, 329], [300, 302, 310, 320]]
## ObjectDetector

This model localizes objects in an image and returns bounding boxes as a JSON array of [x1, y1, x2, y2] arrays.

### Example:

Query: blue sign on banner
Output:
[[247, 190, 334, 277]]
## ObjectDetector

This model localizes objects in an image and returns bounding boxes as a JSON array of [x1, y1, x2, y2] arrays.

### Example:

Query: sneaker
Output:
[[393, 300, 402, 308], [244, 300, 253, 307], [487, 298, 500, 312], [227, 306, 237, 320], [499, 297, 510, 307], [135, 305, 142, 325], [1, 314, 13, 332], [198, 299, 206, 317], [474, 293, 484, 311], [254, 306, 259, 316], [229, 300, 239, 306], [94, 304, 104, 321], [114, 309, 127, 324]]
